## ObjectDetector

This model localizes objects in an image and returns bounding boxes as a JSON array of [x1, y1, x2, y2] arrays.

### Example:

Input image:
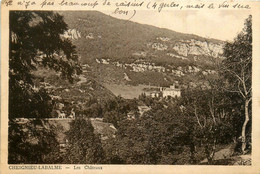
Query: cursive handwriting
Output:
[[3, 0, 252, 20], [115, 1, 144, 7]]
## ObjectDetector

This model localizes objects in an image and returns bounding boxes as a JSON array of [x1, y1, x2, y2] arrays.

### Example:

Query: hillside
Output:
[[30, 11, 225, 114], [59, 11, 222, 61], [32, 67, 116, 117], [58, 11, 223, 91]]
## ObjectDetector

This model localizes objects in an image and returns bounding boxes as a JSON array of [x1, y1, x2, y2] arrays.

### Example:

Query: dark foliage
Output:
[[8, 120, 62, 164], [9, 11, 81, 118], [63, 118, 105, 164], [221, 15, 252, 153]]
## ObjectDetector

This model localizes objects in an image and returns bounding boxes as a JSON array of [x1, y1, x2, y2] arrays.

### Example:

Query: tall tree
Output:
[[9, 11, 81, 118], [180, 87, 235, 164], [64, 118, 105, 164], [222, 15, 252, 153]]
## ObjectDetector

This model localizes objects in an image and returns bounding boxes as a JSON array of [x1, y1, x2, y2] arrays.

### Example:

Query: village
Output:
[[94, 58, 217, 78], [143, 82, 181, 98]]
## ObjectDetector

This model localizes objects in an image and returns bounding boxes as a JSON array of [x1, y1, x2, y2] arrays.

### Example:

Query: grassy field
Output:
[[103, 83, 157, 99]]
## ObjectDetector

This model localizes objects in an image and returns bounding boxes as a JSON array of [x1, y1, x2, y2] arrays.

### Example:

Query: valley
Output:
[[8, 11, 252, 165]]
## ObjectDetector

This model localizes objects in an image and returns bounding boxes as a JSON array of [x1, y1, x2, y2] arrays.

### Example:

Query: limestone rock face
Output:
[[62, 29, 81, 40], [150, 42, 168, 51], [173, 39, 223, 58]]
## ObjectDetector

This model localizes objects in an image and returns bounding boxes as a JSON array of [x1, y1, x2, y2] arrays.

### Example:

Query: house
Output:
[[162, 88, 181, 98], [143, 87, 161, 98], [150, 91, 161, 98], [161, 83, 181, 98], [138, 105, 151, 116], [127, 111, 136, 120], [162, 85, 181, 98], [145, 83, 181, 99], [57, 110, 66, 119]]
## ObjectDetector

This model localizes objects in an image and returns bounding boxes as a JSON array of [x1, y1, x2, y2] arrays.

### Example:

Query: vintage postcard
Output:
[[1, 0, 260, 173]]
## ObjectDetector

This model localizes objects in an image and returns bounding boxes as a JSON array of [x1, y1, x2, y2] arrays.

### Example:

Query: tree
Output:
[[64, 118, 105, 164], [111, 107, 193, 164], [8, 120, 62, 164], [9, 11, 81, 118], [102, 96, 133, 127], [180, 86, 235, 164], [222, 15, 252, 154]]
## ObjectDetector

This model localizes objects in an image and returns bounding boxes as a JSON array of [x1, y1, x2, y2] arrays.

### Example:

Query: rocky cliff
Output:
[[172, 39, 223, 58]]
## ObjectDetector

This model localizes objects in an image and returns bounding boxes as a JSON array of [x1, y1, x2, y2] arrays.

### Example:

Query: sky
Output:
[[102, 10, 251, 41]]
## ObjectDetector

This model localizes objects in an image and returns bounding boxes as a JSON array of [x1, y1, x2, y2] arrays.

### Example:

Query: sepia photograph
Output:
[[7, 9, 253, 166]]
